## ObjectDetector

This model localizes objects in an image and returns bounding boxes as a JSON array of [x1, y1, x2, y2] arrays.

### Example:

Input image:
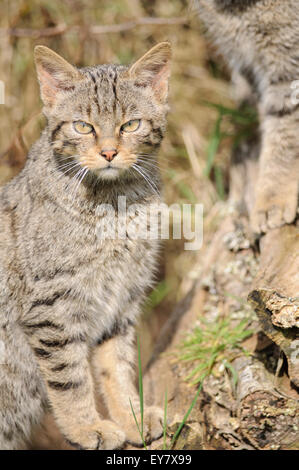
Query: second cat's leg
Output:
[[92, 320, 163, 446], [251, 96, 299, 233]]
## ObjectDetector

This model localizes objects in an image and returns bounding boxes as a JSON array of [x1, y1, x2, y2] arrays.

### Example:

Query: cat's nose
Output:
[[100, 148, 118, 162]]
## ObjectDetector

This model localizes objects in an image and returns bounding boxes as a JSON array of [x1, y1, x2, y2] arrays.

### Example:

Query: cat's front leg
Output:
[[92, 321, 163, 447], [251, 102, 299, 233], [22, 309, 125, 450]]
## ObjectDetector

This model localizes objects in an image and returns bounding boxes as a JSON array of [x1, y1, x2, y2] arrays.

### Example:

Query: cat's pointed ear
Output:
[[128, 42, 171, 103], [34, 46, 83, 107]]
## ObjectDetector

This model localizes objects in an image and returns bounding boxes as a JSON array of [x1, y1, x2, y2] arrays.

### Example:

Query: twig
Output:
[[0, 17, 188, 39]]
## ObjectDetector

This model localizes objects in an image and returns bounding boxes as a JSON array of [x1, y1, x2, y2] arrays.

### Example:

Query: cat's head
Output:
[[34, 43, 171, 181]]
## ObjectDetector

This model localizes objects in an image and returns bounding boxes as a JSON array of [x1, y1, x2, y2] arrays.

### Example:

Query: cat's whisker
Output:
[[136, 165, 160, 193], [48, 162, 80, 184], [56, 157, 77, 163], [138, 152, 171, 162], [60, 165, 86, 195], [137, 155, 165, 165], [137, 155, 158, 162], [137, 155, 160, 161], [57, 162, 82, 180], [54, 157, 82, 168], [137, 162, 160, 172], [68, 167, 85, 197], [136, 156, 162, 166], [45, 164, 82, 195], [56, 161, 79, 172], [132, 164, 160, 197], [135, 157, 168, 175], [136, 155, 169, 169], [136, 159, 167, 174], [70, 166, 89, 202]]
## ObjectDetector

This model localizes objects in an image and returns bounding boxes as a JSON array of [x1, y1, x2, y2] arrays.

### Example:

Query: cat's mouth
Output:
[[97, 165, 123, 180]]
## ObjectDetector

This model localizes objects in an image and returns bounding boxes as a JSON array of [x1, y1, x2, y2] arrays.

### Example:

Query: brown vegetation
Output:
[[1, 0, 298, 450]]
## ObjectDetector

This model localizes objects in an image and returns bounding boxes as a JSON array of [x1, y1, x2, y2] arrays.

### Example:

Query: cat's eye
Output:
[[120, 119, 141, 133], [73, 121, 94, 135]]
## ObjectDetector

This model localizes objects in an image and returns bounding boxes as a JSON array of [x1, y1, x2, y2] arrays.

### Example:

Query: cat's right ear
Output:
[[34, 46, 83, 108]]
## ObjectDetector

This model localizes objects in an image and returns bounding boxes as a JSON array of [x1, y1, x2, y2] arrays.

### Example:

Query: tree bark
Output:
[[248, 226, 299, 387]]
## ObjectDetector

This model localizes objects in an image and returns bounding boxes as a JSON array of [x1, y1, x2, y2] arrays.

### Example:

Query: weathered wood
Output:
[[141, 210, 299, 449], [234, 356, 299, 450], [248, 225, 299, 387]]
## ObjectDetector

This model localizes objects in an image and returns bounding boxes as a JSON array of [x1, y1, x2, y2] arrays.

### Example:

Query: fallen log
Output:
[[140, 214, 299, 450], [248, 225, 299, 387]]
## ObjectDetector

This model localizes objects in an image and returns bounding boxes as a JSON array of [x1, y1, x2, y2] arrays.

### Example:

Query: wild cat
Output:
[[193, 0, 299, 233], [0, 42, 171, 450]]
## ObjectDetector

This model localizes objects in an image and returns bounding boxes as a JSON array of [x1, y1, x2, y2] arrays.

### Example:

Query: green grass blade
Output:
[[129, 398, 147, 450], [205, 115, 222, 177], [170, 380, 204, 448], [163, 389, 168, 450], [214, 165, 225, 200], [148, 280, 171, 309], [137, 336, 144, 438]]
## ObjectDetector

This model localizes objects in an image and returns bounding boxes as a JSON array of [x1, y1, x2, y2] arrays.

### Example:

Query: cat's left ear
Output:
[[128, 42, 171, 103]]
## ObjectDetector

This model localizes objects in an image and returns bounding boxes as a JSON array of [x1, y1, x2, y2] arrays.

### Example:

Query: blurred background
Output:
[[0, 0, 255, 363]]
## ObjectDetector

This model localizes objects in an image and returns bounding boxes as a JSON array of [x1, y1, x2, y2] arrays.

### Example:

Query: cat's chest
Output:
[[86, 233, 154, 303], [27, 201, 158, 337], [78, 204, 159, 330], [82, 235, 157, 342]]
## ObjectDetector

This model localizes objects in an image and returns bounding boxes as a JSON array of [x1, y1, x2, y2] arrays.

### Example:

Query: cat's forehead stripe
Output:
[[86, 67, 126, 124], [87, 71, 101, 115]]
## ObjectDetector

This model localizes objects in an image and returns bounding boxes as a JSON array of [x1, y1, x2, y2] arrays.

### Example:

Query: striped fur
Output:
[[194, 0, 299, 233], [0, 43, 170, 449]]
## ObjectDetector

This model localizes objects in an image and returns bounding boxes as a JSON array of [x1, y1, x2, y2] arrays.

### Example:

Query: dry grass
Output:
[[0, 0, 236, 359]]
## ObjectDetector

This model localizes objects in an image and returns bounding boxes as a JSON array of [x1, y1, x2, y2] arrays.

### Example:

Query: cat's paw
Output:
[[125, 406, 164, 447], [66, 420, 126, 450], [251, 178, 298, 234]]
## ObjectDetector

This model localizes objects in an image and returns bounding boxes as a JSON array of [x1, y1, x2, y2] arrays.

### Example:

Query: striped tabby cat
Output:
[[0, 43, 171, 450]]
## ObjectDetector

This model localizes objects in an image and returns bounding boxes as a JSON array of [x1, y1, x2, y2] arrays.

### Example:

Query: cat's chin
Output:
[[95, 167, 124, 181]]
